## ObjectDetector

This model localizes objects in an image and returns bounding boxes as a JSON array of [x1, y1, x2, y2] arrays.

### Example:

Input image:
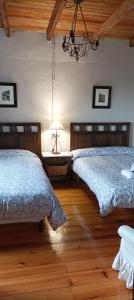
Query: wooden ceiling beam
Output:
[[0, 0, 10, 37], [47, 0, 65, 41], [92, 0, 134, 42]]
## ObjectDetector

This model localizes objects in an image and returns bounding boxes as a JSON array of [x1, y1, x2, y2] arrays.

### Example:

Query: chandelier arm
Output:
[[79, 2, 89, 38]]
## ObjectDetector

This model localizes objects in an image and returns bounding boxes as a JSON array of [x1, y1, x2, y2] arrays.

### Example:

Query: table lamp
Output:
[[49, 120, 64, 154]]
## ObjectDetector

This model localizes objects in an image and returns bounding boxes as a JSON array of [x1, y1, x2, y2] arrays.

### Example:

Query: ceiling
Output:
[[0, 0, 134, 46]]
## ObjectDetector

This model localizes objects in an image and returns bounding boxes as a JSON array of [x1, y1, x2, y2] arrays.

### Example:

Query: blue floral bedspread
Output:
[[0, 150, 66, 229], [72, 147, 134, 216]]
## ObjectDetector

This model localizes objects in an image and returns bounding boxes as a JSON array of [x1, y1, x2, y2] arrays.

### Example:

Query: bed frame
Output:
[[70, 122, 130, 150], [0, 122, 44, 231], [0, 122, 41, 157], [70, 121, 131, 214]]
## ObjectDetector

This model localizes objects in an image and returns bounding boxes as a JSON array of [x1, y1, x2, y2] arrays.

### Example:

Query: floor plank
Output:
[[0, 186, 133, 299]]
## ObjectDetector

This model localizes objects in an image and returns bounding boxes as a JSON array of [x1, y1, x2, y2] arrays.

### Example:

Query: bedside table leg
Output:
[[37, 220, 45, 232]]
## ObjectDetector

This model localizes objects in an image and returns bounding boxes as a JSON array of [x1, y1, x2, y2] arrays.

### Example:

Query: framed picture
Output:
[[92, 86, 111, 108], [0, 83, 17, 107]]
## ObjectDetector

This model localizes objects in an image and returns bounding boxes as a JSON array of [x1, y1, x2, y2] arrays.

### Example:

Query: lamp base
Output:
[[52, 151, 61, 155]]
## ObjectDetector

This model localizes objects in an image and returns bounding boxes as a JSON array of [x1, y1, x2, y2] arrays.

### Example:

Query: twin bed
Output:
[[70, 122, 134, 216], [0, 121, 134, 230], [0, 123, 66, 230]]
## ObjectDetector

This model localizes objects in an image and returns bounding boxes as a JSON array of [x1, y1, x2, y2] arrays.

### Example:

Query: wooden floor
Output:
[[0, 185, 133, 300]]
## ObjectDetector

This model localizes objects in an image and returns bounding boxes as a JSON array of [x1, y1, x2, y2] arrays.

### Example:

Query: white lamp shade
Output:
[[49, 120, 64, 130]]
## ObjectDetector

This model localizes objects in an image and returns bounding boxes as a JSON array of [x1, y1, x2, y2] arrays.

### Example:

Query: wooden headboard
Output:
[[70, 122, 130, 150], [0, 123, 41, 156]]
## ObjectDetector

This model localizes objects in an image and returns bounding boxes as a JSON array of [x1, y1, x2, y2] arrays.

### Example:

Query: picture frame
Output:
[[0, 83, 17, 107], [92, 86, 112, 109]]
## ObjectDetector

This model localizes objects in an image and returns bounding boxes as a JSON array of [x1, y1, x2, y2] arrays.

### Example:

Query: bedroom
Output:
[[0, 0, 134, 299]]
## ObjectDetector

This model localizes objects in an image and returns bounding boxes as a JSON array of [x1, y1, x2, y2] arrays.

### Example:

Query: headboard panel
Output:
[[70, 122, 130, 150], [0, 123, 41, 156]]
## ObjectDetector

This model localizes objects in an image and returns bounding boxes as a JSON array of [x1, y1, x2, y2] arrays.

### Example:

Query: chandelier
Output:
[[62, 0, 99, 62]]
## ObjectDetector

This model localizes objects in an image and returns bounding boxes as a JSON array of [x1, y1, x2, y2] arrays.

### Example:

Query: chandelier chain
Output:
[[72, 4, 78, 36], [79, 3, 89, 38]]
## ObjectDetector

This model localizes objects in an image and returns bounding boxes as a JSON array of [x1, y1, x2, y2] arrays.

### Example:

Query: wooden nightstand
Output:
[[42, 152, 72, 181]]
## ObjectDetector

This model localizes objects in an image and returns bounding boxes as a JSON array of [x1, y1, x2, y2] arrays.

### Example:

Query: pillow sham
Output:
[[71, 146, 134, 161], [0, 149, 37, 157], [130, 163, 134, 172]]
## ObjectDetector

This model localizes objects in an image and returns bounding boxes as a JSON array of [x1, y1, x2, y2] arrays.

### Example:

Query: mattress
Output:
[[71, 147, 134, 216], [0, 149, 66, 230]]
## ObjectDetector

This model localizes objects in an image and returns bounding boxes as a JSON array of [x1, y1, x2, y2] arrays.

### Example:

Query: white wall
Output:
[[0, 30, 134, 151]]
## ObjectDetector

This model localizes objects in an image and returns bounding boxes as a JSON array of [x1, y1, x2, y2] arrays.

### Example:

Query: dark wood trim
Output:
[[130, 36, 134, 47], [92, 86, 112, 109], [38, 220, 45, 232], [132, 279, 134, 300], [0, 122, 41, 156], [70, 122, 130, 150], [0, 83, 17, 107]]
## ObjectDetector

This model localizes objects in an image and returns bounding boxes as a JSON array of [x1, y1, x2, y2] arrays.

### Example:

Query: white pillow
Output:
[[130, 163, 134, 172]]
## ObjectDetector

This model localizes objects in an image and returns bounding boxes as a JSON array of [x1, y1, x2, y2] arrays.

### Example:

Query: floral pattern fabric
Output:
[[71, 146, 134, 161], [0, 150, 66, 230], [72, 147, 134, 216]]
